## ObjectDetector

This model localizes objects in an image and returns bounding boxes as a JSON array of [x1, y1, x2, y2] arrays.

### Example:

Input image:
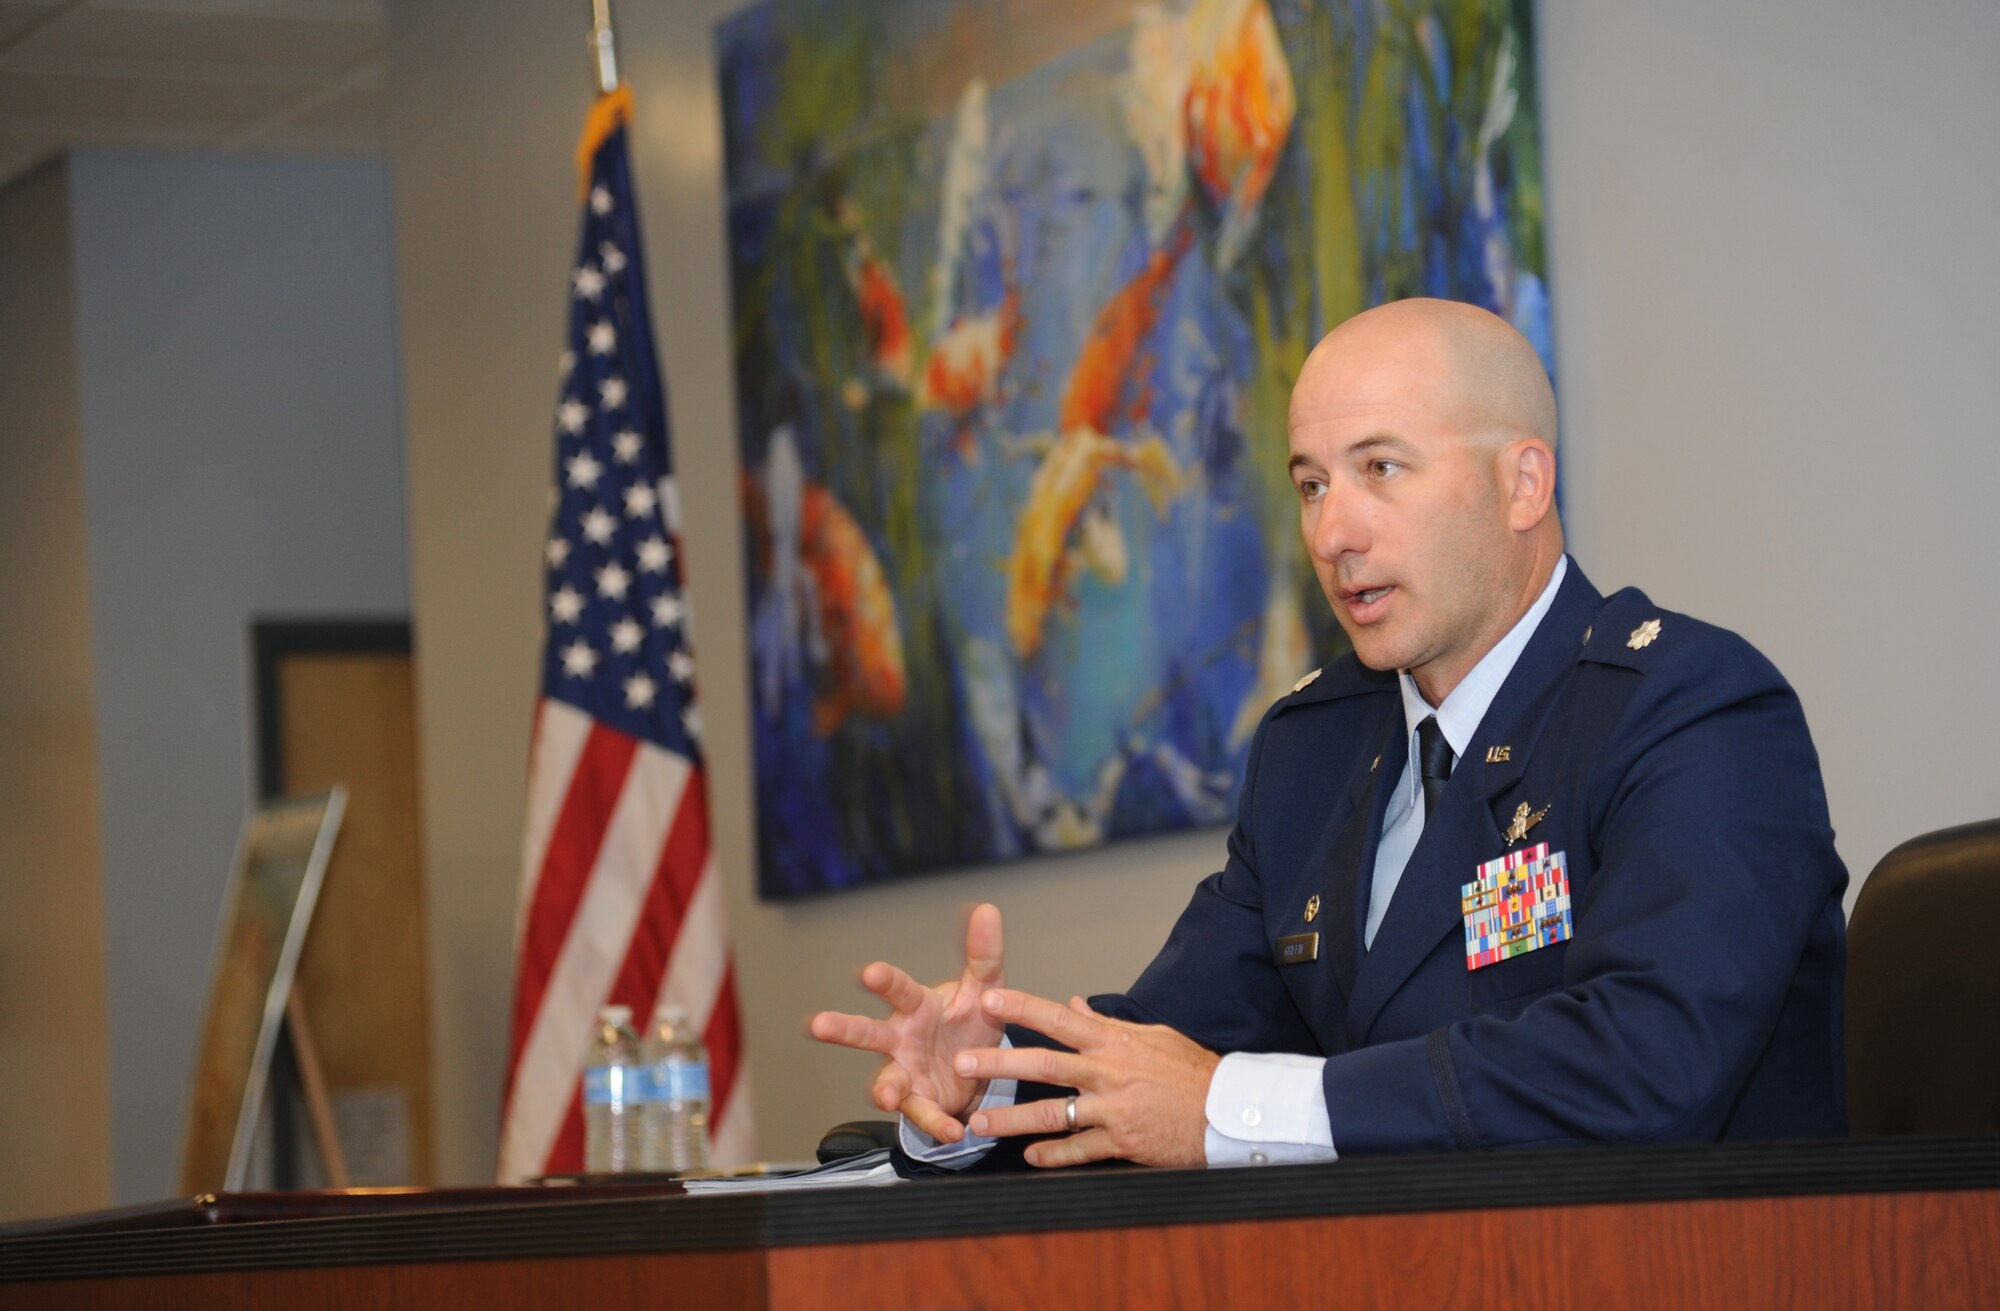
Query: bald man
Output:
[[813, 299, 1848, 1167]]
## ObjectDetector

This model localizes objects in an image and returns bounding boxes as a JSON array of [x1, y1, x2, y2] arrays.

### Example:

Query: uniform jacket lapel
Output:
[[1342, 565, 1606, 1044], [1319, 711, 1405, 1008]]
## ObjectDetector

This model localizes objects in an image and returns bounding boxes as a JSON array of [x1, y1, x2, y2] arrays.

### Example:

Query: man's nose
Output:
[[1307, 481, 1367, 562]]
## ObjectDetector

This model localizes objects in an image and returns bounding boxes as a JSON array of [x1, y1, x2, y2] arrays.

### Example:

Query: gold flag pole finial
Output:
[[589, 0, 620, 94]]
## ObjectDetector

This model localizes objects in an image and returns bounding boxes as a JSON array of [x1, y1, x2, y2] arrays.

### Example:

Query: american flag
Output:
[[498, 87, 753, 1181]]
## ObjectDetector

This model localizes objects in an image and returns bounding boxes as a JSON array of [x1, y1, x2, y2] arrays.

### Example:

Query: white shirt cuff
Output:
[[898, 1041, 1019, 1170], [1202, 1051, 1340, 1166]]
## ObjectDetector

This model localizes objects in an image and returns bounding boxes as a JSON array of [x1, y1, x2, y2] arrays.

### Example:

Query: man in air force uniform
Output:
[[812, 298, 1847, 1167]]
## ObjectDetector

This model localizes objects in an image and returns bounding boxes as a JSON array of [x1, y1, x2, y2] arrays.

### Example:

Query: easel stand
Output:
[[283, 993, 350, 1189]]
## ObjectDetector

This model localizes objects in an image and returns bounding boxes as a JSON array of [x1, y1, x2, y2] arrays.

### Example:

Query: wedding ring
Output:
[[1064, 1094, 1079, 1132]]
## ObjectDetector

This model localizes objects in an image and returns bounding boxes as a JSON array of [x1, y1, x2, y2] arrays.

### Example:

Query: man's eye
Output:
[[1297, 479, 1326, 502], [1367, 459, 1400, 479]]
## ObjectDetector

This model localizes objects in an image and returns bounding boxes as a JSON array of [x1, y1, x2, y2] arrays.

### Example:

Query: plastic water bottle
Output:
[[641, 1003, 711, 1173], [583, 1004, 643, 1174]]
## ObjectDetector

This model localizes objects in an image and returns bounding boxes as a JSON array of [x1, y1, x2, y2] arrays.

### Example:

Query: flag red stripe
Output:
[[544, 1080, 586, 1177], [504, 722, 639, 1095], [702, 963, 745, 1134]]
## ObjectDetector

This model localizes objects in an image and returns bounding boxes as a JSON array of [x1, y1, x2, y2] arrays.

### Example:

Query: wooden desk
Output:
[[4, 1136, 1996, 1309]]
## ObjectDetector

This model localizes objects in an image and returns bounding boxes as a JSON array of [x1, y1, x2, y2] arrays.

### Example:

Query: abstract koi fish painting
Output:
[[716, 0, 1554, 897]]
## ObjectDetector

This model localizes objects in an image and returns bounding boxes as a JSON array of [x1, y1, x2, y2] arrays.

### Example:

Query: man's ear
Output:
[[1503, 439, 1557, 532]]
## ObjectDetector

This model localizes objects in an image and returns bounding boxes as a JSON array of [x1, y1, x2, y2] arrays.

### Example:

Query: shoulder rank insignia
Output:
[[1291, 668, 1322, 694], [1627, 618, 1662, 651], [1502, 801, 1550, 845]]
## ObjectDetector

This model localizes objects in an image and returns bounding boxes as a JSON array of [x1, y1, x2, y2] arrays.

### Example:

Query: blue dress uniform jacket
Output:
[[1090, 562, 1848, 1150]]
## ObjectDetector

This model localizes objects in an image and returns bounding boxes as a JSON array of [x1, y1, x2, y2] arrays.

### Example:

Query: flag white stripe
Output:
[[652, 853, 725, 1027], [499, 741, 690, 1181], [709, 1063, 757, 1167], [515, 698, 595, 935]]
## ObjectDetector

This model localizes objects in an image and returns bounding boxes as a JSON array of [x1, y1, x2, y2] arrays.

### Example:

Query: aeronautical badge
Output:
[[1627, 618, 1662, 650], [1291, 668, 1322, 694], [1501, 801, 1549, 845], [1462, 843, 1573, 971]]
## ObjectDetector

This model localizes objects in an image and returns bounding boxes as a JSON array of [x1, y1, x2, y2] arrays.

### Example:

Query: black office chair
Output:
[[1845, 817, 2000, 1135]]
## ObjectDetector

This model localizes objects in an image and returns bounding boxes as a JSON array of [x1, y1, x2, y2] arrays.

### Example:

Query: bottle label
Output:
[[583, 1066, 629, 1105], [662, 1062, 709, 1102]]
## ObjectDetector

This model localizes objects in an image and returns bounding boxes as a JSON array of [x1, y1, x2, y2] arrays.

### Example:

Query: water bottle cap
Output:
[[600, 1004, 632, 1023], [657, 1003, 690, 1026]]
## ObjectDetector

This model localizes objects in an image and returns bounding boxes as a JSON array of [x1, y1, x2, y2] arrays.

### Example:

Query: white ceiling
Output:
[[0, 0, 385, 188]]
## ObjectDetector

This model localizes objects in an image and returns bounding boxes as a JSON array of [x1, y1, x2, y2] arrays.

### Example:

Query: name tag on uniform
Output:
[[1462, 842, 1572, 971], [1275, 932, 1319, 965]]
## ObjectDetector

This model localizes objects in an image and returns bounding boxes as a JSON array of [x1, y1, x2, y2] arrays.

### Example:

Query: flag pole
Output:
[[589, 0, 620, 94]]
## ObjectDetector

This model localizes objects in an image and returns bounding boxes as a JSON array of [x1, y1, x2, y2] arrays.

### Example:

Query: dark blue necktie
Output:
[[1417, 715, 1454, 827]]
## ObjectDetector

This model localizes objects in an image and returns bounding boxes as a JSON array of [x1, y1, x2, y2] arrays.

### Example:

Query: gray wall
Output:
[[1542, 5, 2000, 881], [63, 153, 410, 1204], [0, 159, 114, 1221], [382, 0, 2000, 1181]]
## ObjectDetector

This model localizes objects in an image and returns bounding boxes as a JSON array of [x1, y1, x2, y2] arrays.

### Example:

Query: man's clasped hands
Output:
[[809, 903, 1219, 1168]]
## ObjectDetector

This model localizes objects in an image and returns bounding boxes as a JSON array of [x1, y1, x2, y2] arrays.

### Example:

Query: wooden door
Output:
[[255, 621, 433, 1185]]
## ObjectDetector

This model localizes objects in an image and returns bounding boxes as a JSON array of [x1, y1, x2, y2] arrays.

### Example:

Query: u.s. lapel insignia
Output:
[[1485, 745, 1512, 764], [1304, 894, 1321, 923], [1627, 618, 1662, 650], [1370, 754, 1380, 773], [1291, 668, 1321, 694], [1502, 801, 1550, 845]]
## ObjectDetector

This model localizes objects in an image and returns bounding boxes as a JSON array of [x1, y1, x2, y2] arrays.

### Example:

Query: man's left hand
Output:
[[951, 990, 1219, 1168]]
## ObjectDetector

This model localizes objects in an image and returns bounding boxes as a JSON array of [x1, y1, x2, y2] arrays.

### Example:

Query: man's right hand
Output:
[[808, 902, 1008, 1145]]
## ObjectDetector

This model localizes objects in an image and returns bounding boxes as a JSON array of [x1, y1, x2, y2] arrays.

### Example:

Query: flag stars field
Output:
[[560, 638, 599, 678], [595, 562, 632, 600], [581, 506, 616, 544], [565, 451, 604, 490], [549, 585, 583, 624], [623, 482, 656, 519], [587, 321, 617, 355]]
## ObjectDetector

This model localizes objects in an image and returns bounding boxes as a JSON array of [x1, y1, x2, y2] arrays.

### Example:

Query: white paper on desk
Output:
[[679, 1149, 903, 1194]]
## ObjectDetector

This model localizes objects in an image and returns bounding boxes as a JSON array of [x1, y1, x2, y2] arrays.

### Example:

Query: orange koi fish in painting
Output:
[[797, 482, 906, 733], [745, 429, 907, 735], [918, 285, 1020, 425], [1183, 0, 1296, 270], [846, 235, 915, 390], [1059, 221, 1194, 436], [1004, 224, 1197, 659], [1006, 428, 1182, 659]]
